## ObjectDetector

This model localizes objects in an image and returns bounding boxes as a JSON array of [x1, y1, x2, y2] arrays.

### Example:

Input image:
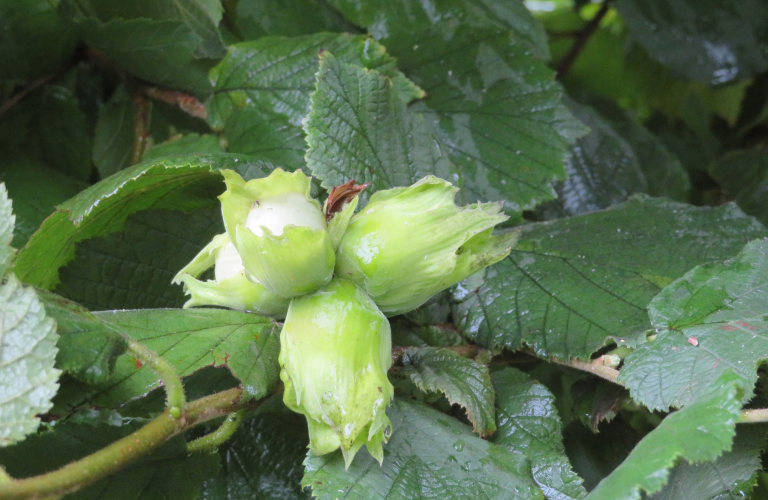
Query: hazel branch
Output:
[[556, 0, 613, 79], [0, 386, 270, 500]]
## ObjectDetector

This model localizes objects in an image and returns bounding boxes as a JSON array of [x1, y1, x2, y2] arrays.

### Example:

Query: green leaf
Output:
[[303, 398, 545, 500], [0, 184, 60, 447], [561, 417, 643, 492], [55, 206, 221, 310], [236, 0, 359, 40], [58, 2, 217, 96], [452, 197, 768, 359], [0, 86, 93, 182], [93, 85, 135, 178], [0, 0, 78, 80], [0, 412, 220, 499], [539, 99, 652, 218], [220, 107, 309, 168], [586, 100, 689, 203], [207, 32, 424, 131], [620, 238, 768, 410], [394, 347, 496, 437], [0, 183, 15, 276], [390, 320, 466, 348], [0, 273, 59, 447], [200, 396, 311, 499], [539, 98, 690, 219], [616, 0, 768, 85], [37, 290, 127, 384], [86, 308, 280, 406], [144, 133, 224, 161], [709, 148, 768, 227], [327, 0, 550, 61], [491, 368, 587, 500], [647, 424, 766, 500], [586, 371, 745, 500], [328, 0, 587, 212], [14, 153, 272, 291], [206, 33, 424, 174], [305, 51, 453, 196], [0, 158, 88, 248]]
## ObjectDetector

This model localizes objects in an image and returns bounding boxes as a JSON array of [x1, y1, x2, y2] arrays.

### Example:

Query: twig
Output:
[[143, 86, 207, 120], [129, 88, 151, 165], [556, 0, 613, 79], [740, 408, 768, 424], [552, 355, 768, 424], [187, 409, 246, 453], [0, 386, 269, 500], [0, 75, 54, 118], [127, 339, 185, 411], [550, 356, 620, 384]]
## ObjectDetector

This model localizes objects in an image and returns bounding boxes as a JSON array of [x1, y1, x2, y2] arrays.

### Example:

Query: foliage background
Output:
[[2, 0, 768, 498]]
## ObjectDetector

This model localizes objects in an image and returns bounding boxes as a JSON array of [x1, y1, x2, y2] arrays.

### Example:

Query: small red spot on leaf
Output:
[[135, 359, 144, 369], [723, 325, 738, 331], [688, 336, 699, 346]]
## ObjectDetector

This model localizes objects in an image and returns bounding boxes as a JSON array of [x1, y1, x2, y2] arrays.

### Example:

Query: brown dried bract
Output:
[[324, 180, 368, 222]]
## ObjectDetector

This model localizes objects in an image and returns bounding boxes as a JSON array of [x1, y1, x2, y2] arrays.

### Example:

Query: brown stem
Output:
[[129, 88, 151, 165], [551, 357, 620, 384], [143, 86, 207, 120], [556, 0, 613, 79]]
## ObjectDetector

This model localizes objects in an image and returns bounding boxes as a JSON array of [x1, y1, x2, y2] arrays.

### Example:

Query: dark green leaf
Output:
[[390, 320, 465, 348], [328, 0, 587, 212], [709, 148, 768, 227], [539, 100, 651, 218], [620, 238, 768, 410], [561, 419, 643, 492], [305, 51, 453, 195], [327, 0, 550, 61], [14, 153, 272, 291], [395, 347, 496, 436], [648, 424, 766, 500], [452, 197, 767, 359], [587, 100, 689, 203], [236, 0, 359, 40], [0, 86, 93, 181], [200, 396, 311, 500], [0, 158, 88, 248], [491, 368, 586, 500], [55, 206, 221, 310], [206, 33, 424, 173], [587, 371, 745, 500], [59, 2, 216, 95], [220, 107, 309, 168], [82, 308, 280, 407], [0, 273, 59, 447], [93, 85, 135, 178], [38, 290, 127, 384], [303, 398, 545, 500], [0, 0, 77, 80], [616, 0, 768, 85], [143, 133, 224, 161], [0, 412, 220, 499]]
